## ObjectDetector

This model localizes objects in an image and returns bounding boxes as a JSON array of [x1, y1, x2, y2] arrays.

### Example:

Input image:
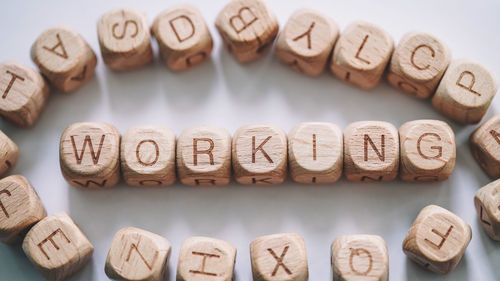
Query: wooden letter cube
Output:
[[470, 114, 500, 179], [105, 227, 171, 281], [0, 61, 49, 127], [233, 124, 287, 185], [60, 122, 121, 189], [399, 120, 456, 182], [402, 205, 472, 274], [0, 130, 18, 176], [331, 235, 389, 281], [177, 236, 236, 281], [31, 25, 97, 93], [432, 59, 499, 124], [152, 4, 213, 71], [275, 9, 339, 76], [330, 21, 394, 90], [0, 175, 46, 243], [22, 212, 94, 281], [387, 31, 451, 99], [474, 179, 500, 240], [250, 233, 308, 281], [121, 126, 176, 187], [288, 122, 343, 184], [343, 121, 399, 182], [215, 0, 279, 63], [177, 126, 231, 186], [98, 8, 153, 70]]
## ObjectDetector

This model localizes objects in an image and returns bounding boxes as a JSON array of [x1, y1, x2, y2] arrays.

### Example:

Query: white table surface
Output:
[[0, 0, 499, 280]]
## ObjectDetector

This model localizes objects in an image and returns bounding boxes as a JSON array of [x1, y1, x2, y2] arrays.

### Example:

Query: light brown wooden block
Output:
[[387, 31, 451, 99], [0, 175, 46, 244], [97, 8, 153, 71], [105, 227, 171, 281], [232, 124, 287, 185], [22, 212, 94, 281], [343, 121, 399, 182], [0, 130, 18, 177], [59, 122, 121, 189], [331, 235, 389, 281], [31, 25, 97, 93], [288, 122, 343, 184], [330, 21, 394, 90], [275, 9, 339, 76], [250, 233, 308, 281], [432, 59, 499, 124], [177, 126, 231, 186], [470, 114, 500, 179], [399, 120, 456, 182], [177, 236, 236, 281], [121, 126, 176, 187], [474, 179, 500, 240], [402, 205, 472, 274], [215, 0, 279, 63], [152, 4, 213, 71], [0, 61, 49, 127]]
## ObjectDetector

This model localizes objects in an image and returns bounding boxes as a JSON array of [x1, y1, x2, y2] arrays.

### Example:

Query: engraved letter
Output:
[[364, 134, 385, 162], [292, 22, 315, 50], [112, 20, 138, 39], [252, 136, 273, 163], [355, 35, 371, 64], [169, 15, 195, 43], [411, 44, 435, 71], [417, 133, 442, 160], [490, 130, 500, 145], [252, 177, 273, 184], [349, 248, 373, 276], [37, 228, 71, 260], [229, 7, 258, 34], [195, 179, 216, 186], [193, 138, 215, 166], [71, 135, 106, 165], [126, 243, 158, 270], [42, 33, 68, 59], [312, 134, 317, 161], [424, 225, 454, 250], [189, 251, 220, 276], [73, 180, 107, 188], [2, 70, 25, 99], [268, 246, 292, 276], [0, 189, 12, 218], [136, 140, 159, 166], [456, 71, 480, 96]]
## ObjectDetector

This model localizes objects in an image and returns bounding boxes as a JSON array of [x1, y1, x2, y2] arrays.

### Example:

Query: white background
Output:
[[0, 0, 499, 280]]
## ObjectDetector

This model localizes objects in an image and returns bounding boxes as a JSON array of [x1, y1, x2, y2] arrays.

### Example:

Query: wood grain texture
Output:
[[275, 9, 338, 76], [152, 4, 213, 71], [97, 8, 153, 71], [105, 227, 171, 281], [470, 114, 500, 179], [343, 121, 399, 182], [22, 212, 93, 281], [387, 31, 451, 99], [288, 122, 343, 184], [59, 122, 121, 189], [330, 21, 394, 90], [402, 205, 471, 274], [0, 175, 46, 244], [121, 126, 176, 187], [31, 25, 97, 93], [431, 59, 499, 124], [215, 0, 279, 63], [399, 120, 456, 182], [250, 233, 308, 281], [331, 234, 389, 281], [474, 179, 500, 240], [0, 130, 19, 177], [177, 126, 231, 186], [0, 61, 49, 127]]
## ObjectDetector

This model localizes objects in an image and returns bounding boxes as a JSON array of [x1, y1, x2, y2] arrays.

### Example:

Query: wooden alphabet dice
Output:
[[215, 0, 279, 63], [474, 179, 500, 240], [105, 227, 171, 281], [121, 126, 176, 187], [470, 114, 500, 179], [0, 175, 46, 243], [343, 121, 399, 182], [432, 59, 499, 124], [250, 233, 308, 281], [403, 205, 472, 274], [97, 8, 153, 70], [22, 212, 94, 281], [288, 122, 343, 184], [0, 130, 18, 177], [232, 124, 287, 185], [31, 25, 97, 93], [399, 120, 456, 182], [59, 122, 121, 189], [177, 236, 236, 281], [331, 235, 389, 281], [152, 4, 213, 71], [0, 61, 49, 127], [177, 126, 231, 186], [275, 9, 339, 76], [330, 21, 394, 90]]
